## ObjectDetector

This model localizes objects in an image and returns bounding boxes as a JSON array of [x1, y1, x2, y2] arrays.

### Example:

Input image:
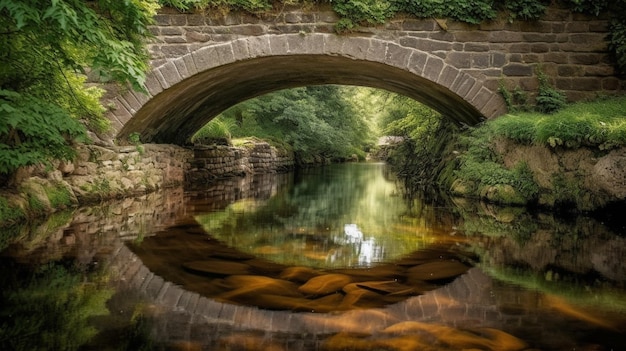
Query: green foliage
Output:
[[377, 93, 459, 192], [565, 0, 609, 16], [332, 0, 395, 32], [499, 68, 564, 115], [535, 68, 566, 114], [0, 263, 113, 351], [204, 85, 375, 162], [502, 0, 549, 21], [162, 0, 626, 75], [609, 16, 626, 75], [0, 90, 88, 175], [0, 196, 25, 225], [160, 0, 272, 12], [191, 116, 236, 143], [498, 81, 530, 112], [454, 125, 539, 203], [45, 185, 73, 209], [0, 0, 157, 175], [394, 0, 497, 24], [451, 96, 626, 206], [490, 96, 626, 150], [128, 132, 145, 155]]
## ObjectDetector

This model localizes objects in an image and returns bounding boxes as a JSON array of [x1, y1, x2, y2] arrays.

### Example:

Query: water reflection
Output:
[[195, 163, 451, 268], [0, 164, 625, 350]]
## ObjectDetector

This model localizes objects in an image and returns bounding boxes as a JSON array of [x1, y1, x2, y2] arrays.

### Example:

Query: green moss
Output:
[[490, 96, 626, 150], [451, 96, 626, 208], [0, 196, 26, 225], [27, 195, 46, 216], [45, 184, 73, 208]]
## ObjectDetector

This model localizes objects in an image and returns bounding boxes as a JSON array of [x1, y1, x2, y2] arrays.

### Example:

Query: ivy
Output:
[[332, 0, 396, 31], [535, 68, 566, 114], [0, 0, 158, 176], [502, 0, 549, 21], [0, 90, 87, 174]]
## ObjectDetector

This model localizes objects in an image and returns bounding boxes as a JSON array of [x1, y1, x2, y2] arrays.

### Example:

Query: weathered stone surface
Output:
[[279, 266, 320, 282], [406, 260, 469, 281], [182, 260, 251, 276], [219, 275, 303, 303], [593, 149, 626, 199], [298, 274, 353, 295], [354, 281, 416, 296]]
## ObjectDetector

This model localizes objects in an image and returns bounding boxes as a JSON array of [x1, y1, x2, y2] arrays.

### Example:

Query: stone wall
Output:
[[1, 140, 296, 227], [149, 4, 624, 102], [450, 140, 626, 210], [2, 144, 192, 226], [186, 141, 294, 185]]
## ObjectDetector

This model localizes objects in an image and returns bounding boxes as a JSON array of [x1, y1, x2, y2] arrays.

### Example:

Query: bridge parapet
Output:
[[105, 5, 624, 144], [149, 5, 622, 101]]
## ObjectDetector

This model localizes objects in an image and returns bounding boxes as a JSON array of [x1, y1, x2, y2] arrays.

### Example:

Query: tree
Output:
[[0, 0, 158, 177], [202, 85, 376, 162]]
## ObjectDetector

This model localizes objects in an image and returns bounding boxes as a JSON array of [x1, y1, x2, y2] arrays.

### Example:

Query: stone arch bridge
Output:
[[104, 5, 624, 145]]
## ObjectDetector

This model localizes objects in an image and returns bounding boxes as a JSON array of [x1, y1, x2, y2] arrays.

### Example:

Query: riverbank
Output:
[[383, 95, 626, 212], [0, 138, 342, 227]]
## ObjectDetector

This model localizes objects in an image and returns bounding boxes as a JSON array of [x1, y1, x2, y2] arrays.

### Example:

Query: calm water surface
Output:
[[1, 162, 625, 350]]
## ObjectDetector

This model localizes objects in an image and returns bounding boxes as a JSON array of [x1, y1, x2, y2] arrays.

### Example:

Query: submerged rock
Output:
[[406, 260, 469, 281], [279, 266, 320, 283], [299, 274, 353, 295], [182, 260, 251, 276], [219, 275, 302, 302]]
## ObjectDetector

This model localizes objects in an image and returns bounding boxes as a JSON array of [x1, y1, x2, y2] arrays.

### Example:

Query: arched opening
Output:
[[117, 54, 494, 144]]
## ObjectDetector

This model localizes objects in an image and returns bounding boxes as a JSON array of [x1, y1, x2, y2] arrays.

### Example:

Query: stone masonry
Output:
[[186, 141, 295, 185], [104, 3, 625, 145]]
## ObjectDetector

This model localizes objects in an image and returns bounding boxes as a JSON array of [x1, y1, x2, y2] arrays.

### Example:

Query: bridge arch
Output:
[[110, 33, 507, 144]]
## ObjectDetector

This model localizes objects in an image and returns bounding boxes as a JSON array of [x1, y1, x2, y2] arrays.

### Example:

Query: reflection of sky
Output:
[[196, 163, 440, 268], [338, 223, 379, 266]]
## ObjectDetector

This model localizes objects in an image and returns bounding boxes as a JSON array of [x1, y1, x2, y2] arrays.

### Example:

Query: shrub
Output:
[[191, 117, 236, 144], [0, 196, 25, 225], [489, 95, 626, 149], [535, 68, 566, 114]]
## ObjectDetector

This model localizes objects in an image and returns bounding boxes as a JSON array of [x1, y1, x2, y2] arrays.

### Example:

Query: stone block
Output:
[[342, 37, 370, 60], [602, 77, 621, 90], [269, 35, 289, 55], [323, 34, 345, 55], [185, 30, 211, 42], [489, 31, 524, 43], [160, 44, 190, 57], [530, 43, 550, 53], [565, 22, 589, 33], [437, 64, 460, 88], [569, 53, 605, 65], [191, 45, 221, 72], [163, 36, 186, 44], [402, 19, 436, 31], [246, 35, 272, 57], [215, 43, 235, 64], [446, 51, 472, 69], [423, 56, 444, 82], [366, 39, 387, 63], [144, 71, 163, 96], [503, 63, 533, 76], [385, 43, 411, 69], [471, 53, 490, 68], [508, 43, 531, 53], [464, 43, 490, 52], [160, 27, 184, 36], [157, 61, 183, 88]]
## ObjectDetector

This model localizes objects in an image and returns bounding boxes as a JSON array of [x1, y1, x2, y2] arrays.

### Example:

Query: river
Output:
[[1, 162, 625, 350]]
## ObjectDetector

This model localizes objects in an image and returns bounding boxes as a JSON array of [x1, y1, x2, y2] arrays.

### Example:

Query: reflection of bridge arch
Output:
[[111, 244, 496, 336], [110, 34, 507, 144]]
